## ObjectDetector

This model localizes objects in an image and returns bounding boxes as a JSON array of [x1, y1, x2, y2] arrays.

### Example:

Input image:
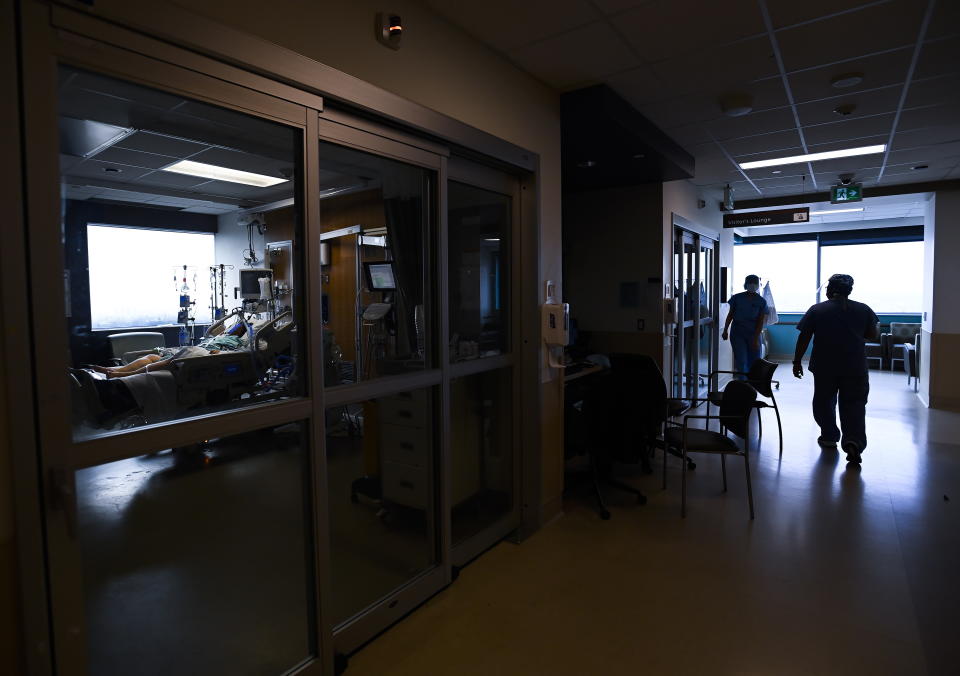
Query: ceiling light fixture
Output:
[[912, 164, 928, 170], [484, 237, 501, 242], [577, 160, 597, 168], [161, 160, 288, 187], [719, 92, 754, 117], [831, 72, 864, 89], [771, 170, 782, 174], [739, 144, 886, 170], [809, 207, 864, 216]]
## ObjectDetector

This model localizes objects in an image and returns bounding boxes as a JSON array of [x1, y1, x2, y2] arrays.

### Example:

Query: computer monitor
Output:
[[364, 261, 397, 291], [239, 268, 272, 300]]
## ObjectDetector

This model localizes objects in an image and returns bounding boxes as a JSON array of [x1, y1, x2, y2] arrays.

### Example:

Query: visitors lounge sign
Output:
[[723, 207, 810, 228]]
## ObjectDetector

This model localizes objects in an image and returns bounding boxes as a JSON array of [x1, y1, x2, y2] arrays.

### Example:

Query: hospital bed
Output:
[[72, 310, 296, 430]]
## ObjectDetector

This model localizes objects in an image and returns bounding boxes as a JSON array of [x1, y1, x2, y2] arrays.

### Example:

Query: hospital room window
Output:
[[87, 225, 216, 330], [819, 241, 923, 313], [61, 65, 304, 439], [733, 240, 818, 312]]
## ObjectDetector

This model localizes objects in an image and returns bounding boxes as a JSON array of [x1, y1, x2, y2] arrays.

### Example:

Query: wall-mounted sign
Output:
[[831, 184, 863, 203], [723, 207, 810, 228]]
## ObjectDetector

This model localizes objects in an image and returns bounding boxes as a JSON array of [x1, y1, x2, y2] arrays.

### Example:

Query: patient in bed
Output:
[[89, 333, 246, 378]]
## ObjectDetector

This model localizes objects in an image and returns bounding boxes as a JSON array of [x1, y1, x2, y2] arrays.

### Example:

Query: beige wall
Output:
[[923, 189, 960, 411]]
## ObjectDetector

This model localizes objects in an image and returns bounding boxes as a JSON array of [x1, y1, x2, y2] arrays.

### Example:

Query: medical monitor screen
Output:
[[364, 262, 397, 291], [240, 268, 271, 299]]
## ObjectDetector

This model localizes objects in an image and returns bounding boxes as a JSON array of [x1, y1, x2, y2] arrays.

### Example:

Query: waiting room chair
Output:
[[705, 359, 782, 457], [882, 322, 921, 372], [664, 380, 758, 518], [107, 331, 165, 365]]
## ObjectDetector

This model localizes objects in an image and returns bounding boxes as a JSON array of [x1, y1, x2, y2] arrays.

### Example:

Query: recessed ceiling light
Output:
[[719, 92, 754, 117], [161, 160, 288, 187], [739, 144, 886, 170], [831, 72, 864, 89], [771, 170, 782, 174], [484, 237, 501, 242], [809, 207, 864, 216], [577, 160, 597, 168]]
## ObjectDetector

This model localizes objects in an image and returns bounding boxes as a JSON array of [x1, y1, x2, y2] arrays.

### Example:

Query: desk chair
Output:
[[664, 380, 758, 518], [706, 359, 782, 457]]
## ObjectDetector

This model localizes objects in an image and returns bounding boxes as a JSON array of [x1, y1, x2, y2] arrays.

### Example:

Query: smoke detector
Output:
[[719, 93, 754, 117]]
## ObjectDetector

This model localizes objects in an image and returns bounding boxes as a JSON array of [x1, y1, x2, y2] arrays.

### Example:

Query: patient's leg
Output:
[[90, 354, 163, 376], [109, 356, 176, 378]]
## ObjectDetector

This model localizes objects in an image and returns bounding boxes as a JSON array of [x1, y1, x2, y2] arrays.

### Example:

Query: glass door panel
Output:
[[76, 422, 316, 675], [448, 181, 511, 362], [682, 237, 697, 400], [450, 368, 513, 545], [325, 386, 438, 626], [59, 66, 306, 441], [318, 142, 433, 385]]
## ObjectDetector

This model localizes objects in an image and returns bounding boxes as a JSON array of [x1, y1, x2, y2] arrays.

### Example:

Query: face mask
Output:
[[745, 283, 759, 293]]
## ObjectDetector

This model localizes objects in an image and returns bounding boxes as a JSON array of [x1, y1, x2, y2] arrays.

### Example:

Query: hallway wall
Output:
[[922, 189, 960, 410], [563, 184, 663, 359]]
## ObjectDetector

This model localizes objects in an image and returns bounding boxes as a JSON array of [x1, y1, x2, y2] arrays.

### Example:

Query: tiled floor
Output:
[[348, 366, 959, 676]]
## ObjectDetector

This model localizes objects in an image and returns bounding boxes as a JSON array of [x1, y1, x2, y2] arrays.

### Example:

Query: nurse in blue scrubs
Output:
[[722, 274, 767, 376]]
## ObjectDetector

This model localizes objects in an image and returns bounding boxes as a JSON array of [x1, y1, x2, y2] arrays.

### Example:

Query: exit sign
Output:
[[831, 184, 863, 203]]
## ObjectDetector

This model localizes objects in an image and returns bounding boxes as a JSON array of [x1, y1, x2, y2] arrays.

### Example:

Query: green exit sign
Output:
[[831, 184, 863, 203]]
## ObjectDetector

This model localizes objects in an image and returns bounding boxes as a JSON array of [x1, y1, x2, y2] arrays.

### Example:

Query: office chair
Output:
[[580, 370, 647, 520], [605, 353, 695, 489], [706, 359, 782, 457], [664, 380, 758, 518]]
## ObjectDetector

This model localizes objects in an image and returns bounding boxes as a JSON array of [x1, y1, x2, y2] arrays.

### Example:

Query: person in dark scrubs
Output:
[[792, 274, 880, 464], [722, 274, 767, 377]]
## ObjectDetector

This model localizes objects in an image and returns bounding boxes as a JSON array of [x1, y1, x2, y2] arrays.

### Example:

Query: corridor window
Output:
[[87, 225, 215, 329], [820, 242, 923, 313], [733, 241, 818, 312]]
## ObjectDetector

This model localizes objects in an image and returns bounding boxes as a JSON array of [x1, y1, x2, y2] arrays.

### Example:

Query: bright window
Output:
[[87, 224, 215, 329], [733, 241, 818, 312], [820, 242, 923, 313]]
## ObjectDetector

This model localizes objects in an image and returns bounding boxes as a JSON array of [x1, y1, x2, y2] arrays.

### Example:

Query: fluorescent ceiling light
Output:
[[739, 144, 886, 170], [810, 207, 864, 216], [162, 160, 288, 187], [484, 237, 501, 242]]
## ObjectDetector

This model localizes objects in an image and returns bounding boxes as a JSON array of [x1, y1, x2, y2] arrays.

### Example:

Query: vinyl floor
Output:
[[348, 366, 959, 676]]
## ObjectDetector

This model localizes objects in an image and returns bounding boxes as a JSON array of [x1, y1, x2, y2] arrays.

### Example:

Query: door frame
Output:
[[9, 3, 543, 673]]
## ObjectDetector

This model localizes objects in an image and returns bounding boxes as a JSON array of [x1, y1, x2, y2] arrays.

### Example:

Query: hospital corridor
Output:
[[2, 1, 958, 675]]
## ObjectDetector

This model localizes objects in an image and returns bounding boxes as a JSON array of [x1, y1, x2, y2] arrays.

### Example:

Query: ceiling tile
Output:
[[605, 66, 669, 107], [664, 125, 714, 150], [66, 159, 151, 181], [650, 38, 778, 100], [725, 130, 803, 158], [796, 86, 902, 126], [897, 103, 960, 131], [116, 131, 207, 158], [767, 0, 913, 31], [705, 107, 796, 141], [617, 0, 765, 63], [95, 146, 179, 170], [786, 48, 910, 104], [906, 74, 960, 108], [592, 0, 655, 14], [510, 22, 641, 89], [635, 76, 789, 131], [803, 113, 896, 145], [927, 0, 960, 39], [912, 35, 960, 80], [775, 1, 924, 73], [887, 140, 960, 164], [425, 0, 598, 52]]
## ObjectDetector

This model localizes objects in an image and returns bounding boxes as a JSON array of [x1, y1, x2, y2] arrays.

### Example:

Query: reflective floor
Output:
[[349, 366, 959, 675]]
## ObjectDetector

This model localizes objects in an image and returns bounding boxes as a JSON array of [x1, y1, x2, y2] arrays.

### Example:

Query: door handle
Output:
[[49, 468, 78, 539]]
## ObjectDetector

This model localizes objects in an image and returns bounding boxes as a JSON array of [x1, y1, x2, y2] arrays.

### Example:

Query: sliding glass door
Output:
[[672, 228, 718, 401]]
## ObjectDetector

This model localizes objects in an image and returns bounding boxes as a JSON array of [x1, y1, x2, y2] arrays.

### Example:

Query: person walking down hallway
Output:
[[792, 274, 879, 465], [722, 274, 767, 376]]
